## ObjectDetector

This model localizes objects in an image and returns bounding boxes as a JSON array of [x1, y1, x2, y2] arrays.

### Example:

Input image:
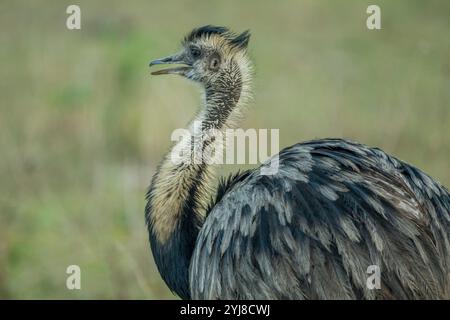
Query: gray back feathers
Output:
[[189, 138, 450, 299]]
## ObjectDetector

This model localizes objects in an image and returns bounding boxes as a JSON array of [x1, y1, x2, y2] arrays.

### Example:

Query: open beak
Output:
[[149, 53, 192, 76]]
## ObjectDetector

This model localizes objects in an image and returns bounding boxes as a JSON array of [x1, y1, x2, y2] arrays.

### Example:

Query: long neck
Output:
[[145, 60, 249, 299]]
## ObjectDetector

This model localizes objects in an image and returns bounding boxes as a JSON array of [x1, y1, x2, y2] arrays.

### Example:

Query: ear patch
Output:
[[230, 30, 251, 50], [208, 53, 221, 71]]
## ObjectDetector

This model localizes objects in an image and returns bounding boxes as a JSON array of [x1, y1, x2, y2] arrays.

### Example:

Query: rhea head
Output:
[[149, 26, 252, 118]]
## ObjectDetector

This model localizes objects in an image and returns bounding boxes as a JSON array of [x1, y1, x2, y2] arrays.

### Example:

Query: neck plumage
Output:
[[145, 59, 250, 299]]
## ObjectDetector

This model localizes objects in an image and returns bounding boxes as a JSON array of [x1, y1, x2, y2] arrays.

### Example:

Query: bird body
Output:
[[146, 26, 450, 299], [191, 138, 450, 299]]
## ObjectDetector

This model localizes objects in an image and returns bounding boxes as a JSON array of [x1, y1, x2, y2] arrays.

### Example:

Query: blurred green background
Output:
[[0, 0, 449, 299]]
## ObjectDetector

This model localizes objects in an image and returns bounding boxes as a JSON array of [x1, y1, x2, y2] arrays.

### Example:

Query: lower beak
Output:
[[149, 54, 192, 76]]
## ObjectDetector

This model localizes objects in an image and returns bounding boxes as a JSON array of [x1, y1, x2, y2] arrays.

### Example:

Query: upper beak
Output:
[[149, 53, 191, 76]]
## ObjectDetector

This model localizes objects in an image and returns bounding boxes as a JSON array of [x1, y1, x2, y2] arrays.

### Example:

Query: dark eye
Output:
[[190, 46, 201, 58]]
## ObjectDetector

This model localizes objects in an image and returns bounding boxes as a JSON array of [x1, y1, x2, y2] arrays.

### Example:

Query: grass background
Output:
[[0, 0, 449, 299]]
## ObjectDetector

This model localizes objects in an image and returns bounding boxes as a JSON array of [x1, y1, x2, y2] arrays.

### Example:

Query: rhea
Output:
[[146, 26, 450, 299]]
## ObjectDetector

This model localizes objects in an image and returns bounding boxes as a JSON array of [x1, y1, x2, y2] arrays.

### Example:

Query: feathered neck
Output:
[[145, 54, 252, 299]]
